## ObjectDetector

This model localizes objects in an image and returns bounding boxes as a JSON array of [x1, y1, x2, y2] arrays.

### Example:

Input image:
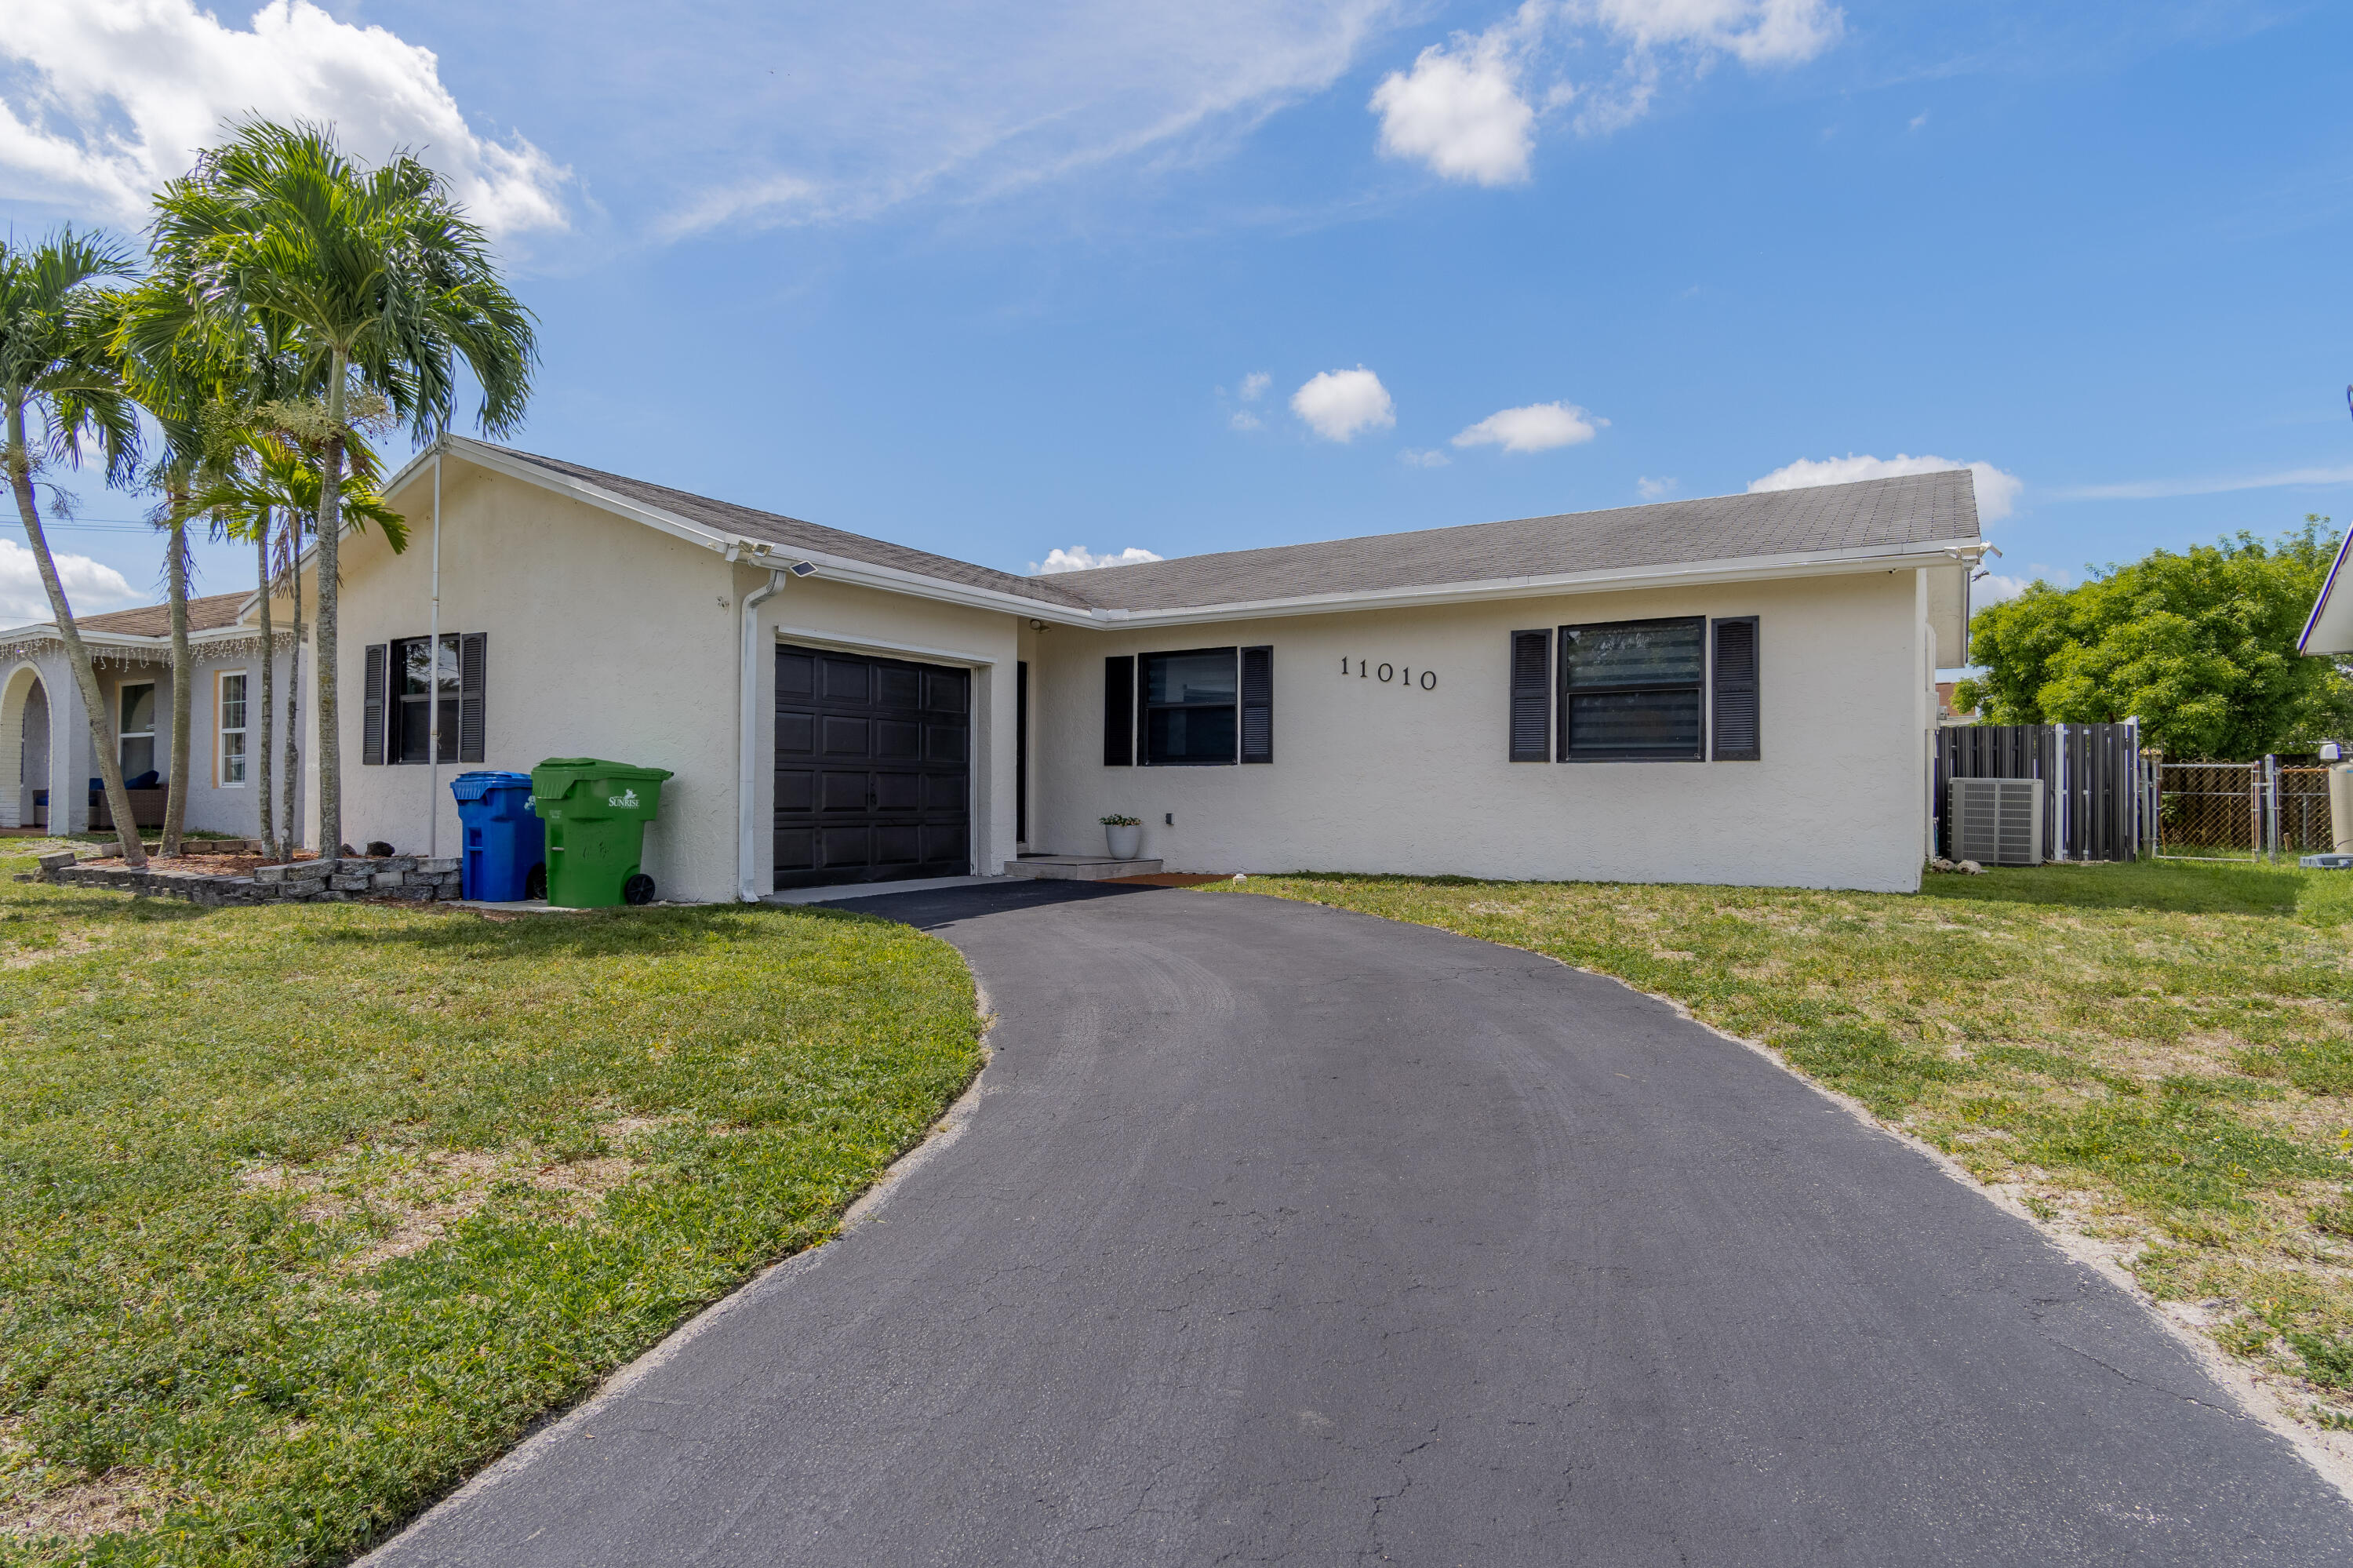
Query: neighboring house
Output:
[[2, 592, 296, 835], [3, 441, 1985, 893], [1935, 681, 1980, 725]]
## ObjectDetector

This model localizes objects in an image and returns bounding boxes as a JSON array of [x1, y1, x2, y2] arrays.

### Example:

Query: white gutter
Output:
[[736, 565, 791, 902]]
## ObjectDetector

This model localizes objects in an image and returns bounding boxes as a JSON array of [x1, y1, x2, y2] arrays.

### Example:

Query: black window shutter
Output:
[[458, 632, 488, 763], [362, 643, 387, 766], [1239, 646, 1273, 763], [1711, 617, 1760, 762], [1103, 655, 1134, 766], [1508, 630, 1550, 762]]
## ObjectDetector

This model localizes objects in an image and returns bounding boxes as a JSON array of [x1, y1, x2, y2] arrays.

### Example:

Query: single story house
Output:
[[5, 440, 1984, 894], [2, 591, 295, 837]]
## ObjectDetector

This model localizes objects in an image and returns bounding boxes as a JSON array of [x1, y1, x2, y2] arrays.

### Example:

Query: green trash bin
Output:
[[529, 758, 675, 908]]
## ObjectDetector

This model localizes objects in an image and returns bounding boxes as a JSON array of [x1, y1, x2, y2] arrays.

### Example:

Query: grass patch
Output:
[[0, 851, 983, 1566], [1215, 859, 2353, 1424]]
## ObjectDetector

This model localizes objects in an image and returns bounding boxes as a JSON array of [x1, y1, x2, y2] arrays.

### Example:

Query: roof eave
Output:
[[1067, 537, 1990, 627], [390, 437, 1099, 623]]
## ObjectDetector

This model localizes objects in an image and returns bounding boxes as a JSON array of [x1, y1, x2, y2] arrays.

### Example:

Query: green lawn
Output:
[[0, 849, 984, 1566], [1216, 860, 2353, 1428]]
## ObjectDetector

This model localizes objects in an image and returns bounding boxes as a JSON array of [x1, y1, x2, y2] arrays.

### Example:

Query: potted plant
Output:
[[1100, 814, 1143, 860]]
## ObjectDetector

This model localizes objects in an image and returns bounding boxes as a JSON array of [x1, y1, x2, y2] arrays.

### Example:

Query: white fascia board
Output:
[[1083, 537, 1990, 629], [783, 554, 1100, 626]]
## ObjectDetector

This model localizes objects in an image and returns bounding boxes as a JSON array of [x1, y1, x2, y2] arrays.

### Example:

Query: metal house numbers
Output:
[[1340, 655, 1438, 691]]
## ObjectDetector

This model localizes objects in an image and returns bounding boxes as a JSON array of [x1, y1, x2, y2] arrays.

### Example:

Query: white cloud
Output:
[[1238, 371, 1272, 402], [1909, 111, 1929, 131], [1292, 367, 1395, 443], [1636, 475, 1678, 500], [2052, 464, 2353, 502], [1452, 400, 1604, 453], [1972, 573, 2031, 606], [1368, 0, 1842, 180], [661, 2, 1398, 235], [1229, 409, 1265, 432], [0, 1, 569, 238], [1030, 544, 1166, 575], [1369, 27, 1538, 186], [0, 537, 138, 625], [1748, 452, 2022, 522], [1400, 448, 1452, 467]]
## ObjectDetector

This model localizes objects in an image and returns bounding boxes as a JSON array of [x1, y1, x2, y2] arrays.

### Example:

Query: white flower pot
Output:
[[1106, 824, 1143, 860]]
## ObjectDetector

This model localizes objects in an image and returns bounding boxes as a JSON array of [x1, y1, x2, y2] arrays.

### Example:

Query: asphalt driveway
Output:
[[368, 881, 2353, 1566]]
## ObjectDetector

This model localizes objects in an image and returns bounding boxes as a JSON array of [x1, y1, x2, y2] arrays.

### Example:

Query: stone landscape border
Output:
[[31, 852, 463, 907]]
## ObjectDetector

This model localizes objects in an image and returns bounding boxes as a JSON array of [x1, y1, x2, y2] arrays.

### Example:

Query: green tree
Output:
[[0, 229, 149, 865], [1955, 518, 2353, 759], [151, 120, 533, 853]]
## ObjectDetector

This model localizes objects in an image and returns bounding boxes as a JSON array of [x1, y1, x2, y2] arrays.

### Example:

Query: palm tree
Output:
[[191, 431, 406, 843], [0, 230, 147, 866], [151, 120, 533, 855]]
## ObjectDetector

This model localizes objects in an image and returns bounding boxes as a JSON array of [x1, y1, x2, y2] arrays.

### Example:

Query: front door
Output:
[[773, 645, 970, 890]]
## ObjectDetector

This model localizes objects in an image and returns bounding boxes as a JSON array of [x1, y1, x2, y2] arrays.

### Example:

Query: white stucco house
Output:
[[5, 439, 1984, 895]]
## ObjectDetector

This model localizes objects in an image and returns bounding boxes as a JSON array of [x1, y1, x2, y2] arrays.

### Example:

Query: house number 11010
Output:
[[1343, 657, 1438, 690]]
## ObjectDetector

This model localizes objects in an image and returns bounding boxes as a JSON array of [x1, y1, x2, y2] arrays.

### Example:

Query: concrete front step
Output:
[[1003, 855, 1163, 882]]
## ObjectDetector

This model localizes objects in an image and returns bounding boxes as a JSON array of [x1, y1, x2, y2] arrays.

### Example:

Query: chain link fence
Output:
[[2154, 760, 2337, 859]]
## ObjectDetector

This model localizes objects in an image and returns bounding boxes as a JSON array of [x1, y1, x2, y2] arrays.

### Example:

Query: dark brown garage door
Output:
[[774, 645, 970, 890]]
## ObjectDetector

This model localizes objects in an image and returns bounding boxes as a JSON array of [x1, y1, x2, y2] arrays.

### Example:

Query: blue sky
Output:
[[5, 1, 2351, 654]]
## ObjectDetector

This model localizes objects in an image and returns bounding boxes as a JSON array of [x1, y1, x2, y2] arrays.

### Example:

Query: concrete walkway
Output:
[[369, 881, 2353, 1566]]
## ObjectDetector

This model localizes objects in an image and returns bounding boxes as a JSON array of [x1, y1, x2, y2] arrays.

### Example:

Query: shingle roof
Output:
[[75, 592, 253, 638], [488, 446, 1097, 609], [1034, 470, 1982, 612]]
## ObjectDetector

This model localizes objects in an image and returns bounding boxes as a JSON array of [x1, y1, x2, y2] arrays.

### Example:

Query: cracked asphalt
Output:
[[366, 881, 2353, 1566]]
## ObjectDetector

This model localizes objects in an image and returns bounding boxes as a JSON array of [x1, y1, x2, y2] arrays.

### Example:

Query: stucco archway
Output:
[[1, 661, 49, 829]]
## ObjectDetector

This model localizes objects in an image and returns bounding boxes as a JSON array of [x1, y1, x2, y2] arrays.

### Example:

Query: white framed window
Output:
[[216, 670, 249, 787], [118, 681, 156, 781]]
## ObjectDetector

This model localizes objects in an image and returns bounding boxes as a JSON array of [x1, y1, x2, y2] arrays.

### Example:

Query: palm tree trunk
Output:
[[256, 511, 275, 860], [317, 352, 347, 854], [162, 495, 191, 857], [5, 402, 145, 865], [282, 511, 302, 857]]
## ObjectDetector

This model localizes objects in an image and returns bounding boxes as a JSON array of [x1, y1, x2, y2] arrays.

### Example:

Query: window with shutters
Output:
[[1508, 630, 1551, 761], [1711, 617, 1760, 761], [1141, 648, 1238, 766], [368, 633, 487, 765], [1557, 617, 1705, 762]]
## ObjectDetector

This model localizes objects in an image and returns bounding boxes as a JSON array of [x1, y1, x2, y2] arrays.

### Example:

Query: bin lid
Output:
[[530, 758, 677, 791], [450, 769, 533, 802]]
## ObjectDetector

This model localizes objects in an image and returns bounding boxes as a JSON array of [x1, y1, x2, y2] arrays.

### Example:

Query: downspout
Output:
[[737, 562, 789, 901]]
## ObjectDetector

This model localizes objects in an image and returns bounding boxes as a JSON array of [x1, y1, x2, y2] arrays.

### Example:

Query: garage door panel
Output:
[[818, 826, 871, 867], [821, 658, 870, 703], [821, 715, 868, 755], [775, 645, 972, 890], [773, 828, 815, 872], [777, 653, 815, 700]]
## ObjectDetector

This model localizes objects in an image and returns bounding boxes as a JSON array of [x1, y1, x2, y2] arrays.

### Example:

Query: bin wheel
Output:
[[623, 873, 656, 907], [525, 863, 547, 900]]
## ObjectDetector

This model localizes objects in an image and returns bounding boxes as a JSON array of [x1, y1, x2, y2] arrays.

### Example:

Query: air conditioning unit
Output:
[[1950, 777, 2044, 865]]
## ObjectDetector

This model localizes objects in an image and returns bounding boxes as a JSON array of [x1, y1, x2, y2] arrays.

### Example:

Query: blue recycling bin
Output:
[[450, 770, 545, 901]]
